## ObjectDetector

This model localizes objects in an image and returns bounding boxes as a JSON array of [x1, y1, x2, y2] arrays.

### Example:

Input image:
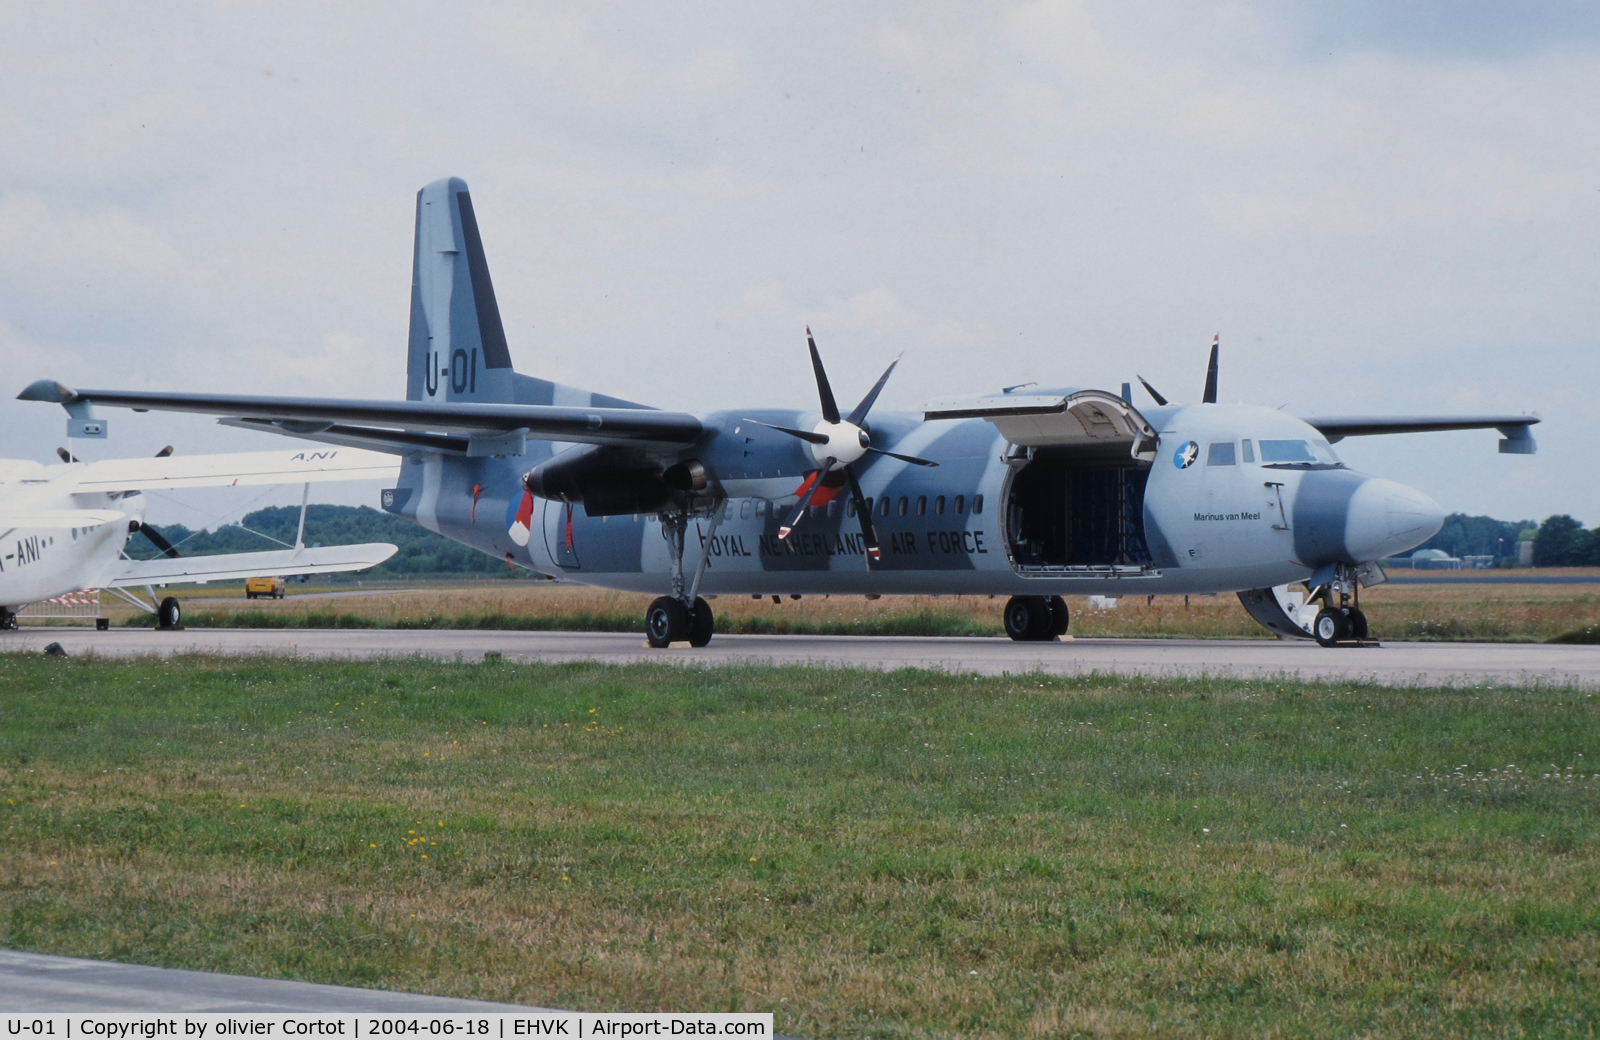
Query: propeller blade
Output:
[[154, 445, 173, 458], [1136, 376, 1168, 406], [741, 418, 828, 445], [1202, 334, 1219, 404], [843, 464, 881, 564], [864, 446, 939, 467], [137, 522, 181, 558], [806, 327, 842, 424], [845, 353, 901, 426], [778, 458, 835, 540], [55, 447, 78, 464]]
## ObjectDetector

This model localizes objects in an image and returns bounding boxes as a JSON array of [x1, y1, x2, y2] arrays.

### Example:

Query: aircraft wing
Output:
[[105, 542, 398, 587], [1299, 414, 1539, 452], [19, 381, 704, 456], [0, 509, 126, 530], [64, 447, 399, 492]]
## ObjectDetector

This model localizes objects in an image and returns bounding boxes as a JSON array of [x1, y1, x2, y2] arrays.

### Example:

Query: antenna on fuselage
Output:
[[1201, 334, 1219, 404], [1136, 376, 1168, 406]]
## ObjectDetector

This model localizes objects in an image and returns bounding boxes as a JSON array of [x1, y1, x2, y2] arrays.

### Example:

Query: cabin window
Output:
[[935, 495, 946, 515], [756, 499, 769, 517], [972, 494, 984, 514], [898, 496, 909, 516], [916, 495, 927, 516], [1207, 442, 1237, 466], [827, 499, 841, 518], [846, 498, 857, 517], [1240, 439, 1255, 464], [954, 495, 965, 514], [879, 497, 891, 517], [739, 499, 752, 520]]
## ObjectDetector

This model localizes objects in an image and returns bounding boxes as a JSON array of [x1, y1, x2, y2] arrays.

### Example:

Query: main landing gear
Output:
[[1003, 595, 1070, 641], [100, 586, 184, 630], [1310, 563, 1369, 648], [644, 502, 725, 649]]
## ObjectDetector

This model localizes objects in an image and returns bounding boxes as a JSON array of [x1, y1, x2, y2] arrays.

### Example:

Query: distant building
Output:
[[1410, 549, 1462, 570], [1519, 540, 1534, 567]]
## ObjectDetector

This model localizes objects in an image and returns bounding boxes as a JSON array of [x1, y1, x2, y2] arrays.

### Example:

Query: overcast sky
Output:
[[2, 1, 1594, 529]]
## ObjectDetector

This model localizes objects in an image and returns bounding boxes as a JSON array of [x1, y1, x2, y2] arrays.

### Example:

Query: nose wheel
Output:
[[1310, 564, 1373, 647]]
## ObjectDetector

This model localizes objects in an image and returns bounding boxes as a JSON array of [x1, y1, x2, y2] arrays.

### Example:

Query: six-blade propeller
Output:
[[744, 327, 937, 566]]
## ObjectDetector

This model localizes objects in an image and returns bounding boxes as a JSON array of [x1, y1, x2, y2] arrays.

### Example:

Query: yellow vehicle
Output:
[[245, 575, 286, 600]]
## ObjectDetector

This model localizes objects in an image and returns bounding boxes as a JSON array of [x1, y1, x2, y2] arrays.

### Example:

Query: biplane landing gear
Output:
[[646, 502, 723, 648]]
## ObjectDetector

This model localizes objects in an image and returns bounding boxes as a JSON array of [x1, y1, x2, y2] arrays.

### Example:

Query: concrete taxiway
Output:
[[0, 950, 542, 1012], [4, 627, 1598, 687]]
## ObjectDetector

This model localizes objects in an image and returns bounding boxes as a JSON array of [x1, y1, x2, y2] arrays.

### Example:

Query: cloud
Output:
[[0, 1, 1596, 520]]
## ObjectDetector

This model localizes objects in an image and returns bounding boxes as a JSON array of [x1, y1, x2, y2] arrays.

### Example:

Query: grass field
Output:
[[2, 654, 1597, 1037], [98, 571, 1600, 643]]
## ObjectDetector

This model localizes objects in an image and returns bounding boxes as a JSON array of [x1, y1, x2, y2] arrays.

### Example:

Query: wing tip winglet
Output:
[[17, 379, 78, 404]]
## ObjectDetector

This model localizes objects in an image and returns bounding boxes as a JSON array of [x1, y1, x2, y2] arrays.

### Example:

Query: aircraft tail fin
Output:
[[406, 178, 516, 403]]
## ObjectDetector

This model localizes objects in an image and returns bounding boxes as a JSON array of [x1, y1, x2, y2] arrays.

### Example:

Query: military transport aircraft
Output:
[[0, 444, 398, 630], [20, 177, 1539, 648]]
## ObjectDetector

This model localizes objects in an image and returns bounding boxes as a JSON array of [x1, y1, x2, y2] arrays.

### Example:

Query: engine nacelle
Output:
[[522, 445, 676, 517]]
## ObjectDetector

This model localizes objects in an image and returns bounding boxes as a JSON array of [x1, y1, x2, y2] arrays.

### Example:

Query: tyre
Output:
[[246, 592, 254, 600], [1046, 595, 1070, 637], [1313, 608, 1348, 647], [645, 596, 689, 648], [688, 597, 715, 647], [1004, 595, 1053, 641], [0, 610, 16, 631], [1346, 608, 1369, 641], [157, 597, 182, 630]]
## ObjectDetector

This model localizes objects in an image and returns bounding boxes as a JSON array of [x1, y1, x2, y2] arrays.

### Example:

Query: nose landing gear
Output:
[[1310, 563, 1373, 648]]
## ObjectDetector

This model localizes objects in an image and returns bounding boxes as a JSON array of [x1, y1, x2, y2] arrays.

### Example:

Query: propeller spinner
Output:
[[744, 327, 937, 565]]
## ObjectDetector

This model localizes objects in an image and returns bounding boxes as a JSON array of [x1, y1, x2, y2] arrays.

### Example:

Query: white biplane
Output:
[[0, 446, 399, 629]]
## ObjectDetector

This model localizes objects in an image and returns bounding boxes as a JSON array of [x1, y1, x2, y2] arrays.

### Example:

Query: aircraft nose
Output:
[[1343, 478, 1445, 562]]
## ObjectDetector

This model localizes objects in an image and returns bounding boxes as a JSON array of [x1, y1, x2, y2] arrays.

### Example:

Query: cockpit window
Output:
[[1259, 439, 1342, 465], [1207, 442, 1236, 466]]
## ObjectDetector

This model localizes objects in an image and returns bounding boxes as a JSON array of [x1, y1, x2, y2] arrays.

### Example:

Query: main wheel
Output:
[[645, 596, 690, 648], [1346, 608, 1369, 641], [1313, 608, 1348, 647], [1004, 595, 1053, 641], [1046, 595, 1070, 637], [0, 609, 17, 631], [157, 597, 182, 630], [688, 597, 715, 647]]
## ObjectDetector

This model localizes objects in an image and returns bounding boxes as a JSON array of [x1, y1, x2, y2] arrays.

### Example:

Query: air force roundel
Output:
[[1174, 441, 1199, 469]]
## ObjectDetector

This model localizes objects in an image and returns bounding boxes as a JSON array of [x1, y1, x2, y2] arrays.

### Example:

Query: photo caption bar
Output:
[[2, 1014, 771, 1039]]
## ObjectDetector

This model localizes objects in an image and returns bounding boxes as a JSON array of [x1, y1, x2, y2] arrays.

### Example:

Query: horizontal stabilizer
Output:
[[107, 542, 398, 587]]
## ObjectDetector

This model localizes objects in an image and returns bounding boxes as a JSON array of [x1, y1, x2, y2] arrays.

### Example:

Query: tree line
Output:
[[1530, 515, 1600, 567]]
